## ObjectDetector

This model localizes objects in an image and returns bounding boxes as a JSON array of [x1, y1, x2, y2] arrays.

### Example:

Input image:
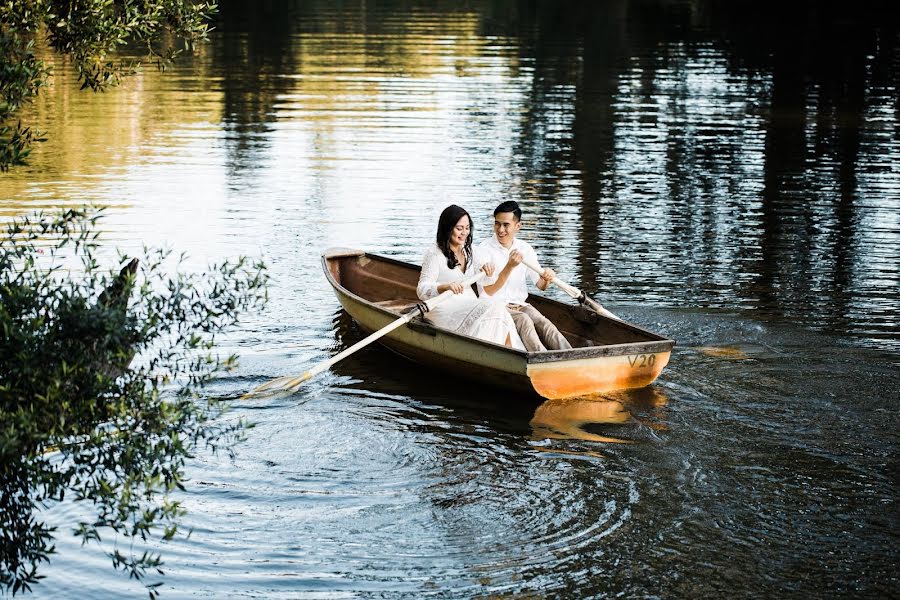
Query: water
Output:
[[1, 1, 898, 598]]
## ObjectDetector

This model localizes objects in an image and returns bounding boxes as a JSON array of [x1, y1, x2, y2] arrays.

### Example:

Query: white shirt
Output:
[[475, 235, 540, 305]]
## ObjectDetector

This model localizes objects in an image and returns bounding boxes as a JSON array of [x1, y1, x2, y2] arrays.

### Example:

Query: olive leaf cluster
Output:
[[0, 207, 268, 597], [1, 0, 217, 170]]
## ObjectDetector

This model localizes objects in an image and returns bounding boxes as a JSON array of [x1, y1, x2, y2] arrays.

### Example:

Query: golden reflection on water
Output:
[[0, 15, 534, 271], [2, 2, 896, 353], [0, 48, 224, 218], [529, 386, 668, 445], [0, 13, 517, 216], [696, 345, 753, 360]]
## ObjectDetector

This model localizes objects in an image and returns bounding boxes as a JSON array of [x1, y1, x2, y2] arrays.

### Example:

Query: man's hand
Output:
[[481, 263, 496, 277], [506, 249, 523, 269], [540, 267, 556, 283]]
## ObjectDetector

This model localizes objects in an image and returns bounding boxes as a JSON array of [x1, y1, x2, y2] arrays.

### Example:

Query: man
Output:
[[477, 201, 572, 352]]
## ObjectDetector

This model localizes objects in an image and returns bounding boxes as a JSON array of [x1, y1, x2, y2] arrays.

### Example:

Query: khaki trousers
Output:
[[508, 303, 572, 352]]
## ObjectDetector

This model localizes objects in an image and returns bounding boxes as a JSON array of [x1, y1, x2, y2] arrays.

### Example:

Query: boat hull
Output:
[[333, 286, 534, 393], [526, 349, 671, 399], [324, 249, 674, 399]]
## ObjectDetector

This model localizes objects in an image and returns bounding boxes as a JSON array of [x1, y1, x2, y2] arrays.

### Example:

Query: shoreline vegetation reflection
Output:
[[2, 1, 896, 351]]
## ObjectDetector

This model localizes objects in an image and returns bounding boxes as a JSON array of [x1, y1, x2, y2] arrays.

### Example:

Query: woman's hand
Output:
[[448, 281, 464, 294], [481, 263, 496, 277], [540, 267, 556, 283]]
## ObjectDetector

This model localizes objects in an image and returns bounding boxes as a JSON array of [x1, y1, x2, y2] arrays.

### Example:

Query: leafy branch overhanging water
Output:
[[0, 207, 267, 597]]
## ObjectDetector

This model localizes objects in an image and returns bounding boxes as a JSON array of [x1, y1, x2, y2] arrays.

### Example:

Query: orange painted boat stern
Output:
[[527, 347, 671, 400]]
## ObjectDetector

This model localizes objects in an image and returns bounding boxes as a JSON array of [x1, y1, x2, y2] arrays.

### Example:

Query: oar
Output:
[[520, 258, 621, 321], [244, 271, 487, 398]]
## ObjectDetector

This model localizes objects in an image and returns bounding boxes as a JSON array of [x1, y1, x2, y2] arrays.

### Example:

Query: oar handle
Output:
[[519, 258, 620, 321]]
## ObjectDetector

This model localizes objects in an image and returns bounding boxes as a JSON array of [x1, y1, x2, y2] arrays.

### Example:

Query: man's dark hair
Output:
[[493, 201, 522, 221]]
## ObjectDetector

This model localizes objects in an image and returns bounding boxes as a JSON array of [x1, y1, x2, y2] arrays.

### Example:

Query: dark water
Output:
[[1, 1, 898, 598]]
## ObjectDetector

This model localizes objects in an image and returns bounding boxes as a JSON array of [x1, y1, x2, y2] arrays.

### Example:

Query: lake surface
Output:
[[1, 1, 898, 598]]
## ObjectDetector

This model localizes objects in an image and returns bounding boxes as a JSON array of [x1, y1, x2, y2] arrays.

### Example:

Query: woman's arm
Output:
[[418, 247, 465, 299], [417, 247, 441, 300]]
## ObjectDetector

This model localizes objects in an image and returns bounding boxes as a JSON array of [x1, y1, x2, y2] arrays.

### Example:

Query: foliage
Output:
[[0, 207, 268, 596], [0, 0, 218, 171]]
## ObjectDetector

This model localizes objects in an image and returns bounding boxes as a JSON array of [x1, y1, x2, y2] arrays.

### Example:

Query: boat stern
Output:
[[526, 342, 672, 399]]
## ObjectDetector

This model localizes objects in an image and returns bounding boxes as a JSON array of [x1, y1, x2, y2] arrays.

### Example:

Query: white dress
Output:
[[417, 244, 526, 350]]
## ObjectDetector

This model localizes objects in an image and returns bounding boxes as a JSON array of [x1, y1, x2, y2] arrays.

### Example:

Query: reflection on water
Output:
[[695, 345, 753, 360], [1, 1, 897, 598], [2, 1, 896, 349], [530, 386, 669, 444]]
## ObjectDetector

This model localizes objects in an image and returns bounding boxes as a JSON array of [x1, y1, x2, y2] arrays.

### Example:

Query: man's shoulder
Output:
[[514, 238, 536, 253]]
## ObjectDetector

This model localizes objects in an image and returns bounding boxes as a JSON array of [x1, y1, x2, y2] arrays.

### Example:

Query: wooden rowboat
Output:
[[323, 248, 675, 400]]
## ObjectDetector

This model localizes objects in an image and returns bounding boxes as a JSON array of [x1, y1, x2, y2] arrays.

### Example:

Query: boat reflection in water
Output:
[[333, 306, 671, 445], [529, 386, 669, 445]]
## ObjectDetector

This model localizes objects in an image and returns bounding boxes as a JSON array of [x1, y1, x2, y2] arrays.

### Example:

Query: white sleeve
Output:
[[417, 246, 441, 300], [525, 244, 541, 285]]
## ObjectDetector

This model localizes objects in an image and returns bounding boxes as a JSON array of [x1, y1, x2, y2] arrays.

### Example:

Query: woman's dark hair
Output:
[[436, 204, 473, 270]]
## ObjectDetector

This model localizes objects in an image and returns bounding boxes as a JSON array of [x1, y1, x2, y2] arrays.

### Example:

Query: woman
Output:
[[417, 205, 525, 350]]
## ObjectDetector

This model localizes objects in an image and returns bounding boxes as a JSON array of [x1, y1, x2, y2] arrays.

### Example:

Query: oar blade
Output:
[[241, 371, 314, 400]]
